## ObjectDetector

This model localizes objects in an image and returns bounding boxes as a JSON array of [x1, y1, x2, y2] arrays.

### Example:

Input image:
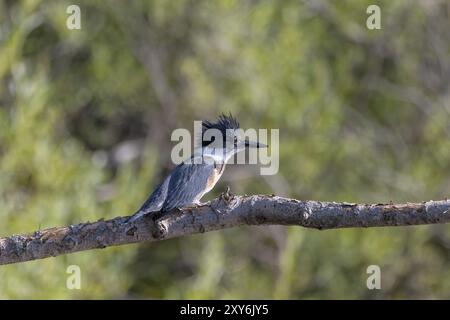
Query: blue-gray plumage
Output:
[[131, 114, 267, 220], [136, 159, 222, 213]]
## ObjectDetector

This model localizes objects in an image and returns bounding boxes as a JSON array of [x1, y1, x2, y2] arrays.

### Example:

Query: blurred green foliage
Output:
[[1, 0, 450, 299]]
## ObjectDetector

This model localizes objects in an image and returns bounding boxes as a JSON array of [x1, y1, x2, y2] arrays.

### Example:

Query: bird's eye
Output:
[[234, 136, 238, 145]]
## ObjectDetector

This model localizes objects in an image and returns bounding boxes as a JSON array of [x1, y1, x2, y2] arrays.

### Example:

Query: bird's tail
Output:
[[128, 198, 162, 222], [128, 209, 152, 223], [128, 181, 167, 222]]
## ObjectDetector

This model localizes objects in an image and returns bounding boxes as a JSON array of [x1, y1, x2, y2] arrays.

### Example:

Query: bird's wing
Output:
[[162, 162, 215, 212], [134, 175, 170, 215]]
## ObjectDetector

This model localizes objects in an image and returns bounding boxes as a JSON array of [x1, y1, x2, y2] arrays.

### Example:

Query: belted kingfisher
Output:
[[132, 114, 267, 220]]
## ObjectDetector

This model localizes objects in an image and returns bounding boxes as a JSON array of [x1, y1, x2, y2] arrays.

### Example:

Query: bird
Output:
[[131, 113, 267, 220]]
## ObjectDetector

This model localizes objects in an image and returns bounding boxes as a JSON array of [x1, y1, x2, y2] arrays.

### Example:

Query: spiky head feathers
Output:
[[200, 113, 240, 148]]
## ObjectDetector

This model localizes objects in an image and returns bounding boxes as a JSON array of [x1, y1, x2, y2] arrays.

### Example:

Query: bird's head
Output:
[[200, 113, 267, 162]]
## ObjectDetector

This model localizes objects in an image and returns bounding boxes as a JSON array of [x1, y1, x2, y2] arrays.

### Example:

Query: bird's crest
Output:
[[199, 113, 240, 148]]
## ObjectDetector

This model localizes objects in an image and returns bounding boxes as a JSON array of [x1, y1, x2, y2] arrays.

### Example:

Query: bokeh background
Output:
[[1, 0, 450, 299]]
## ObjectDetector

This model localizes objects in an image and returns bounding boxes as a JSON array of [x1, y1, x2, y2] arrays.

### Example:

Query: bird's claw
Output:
[[221, 185, 234, 204], [180, 202, 205, 213]]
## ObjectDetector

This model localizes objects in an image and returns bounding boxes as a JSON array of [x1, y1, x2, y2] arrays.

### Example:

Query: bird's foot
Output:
[[181, 202, 222, 215], [221, 185, 235, 204], [179, 202, 204, 212], [192, 201, 222, 215]]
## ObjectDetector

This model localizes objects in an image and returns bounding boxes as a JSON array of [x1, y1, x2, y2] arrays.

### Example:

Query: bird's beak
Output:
[[244, 139, 268, 149]]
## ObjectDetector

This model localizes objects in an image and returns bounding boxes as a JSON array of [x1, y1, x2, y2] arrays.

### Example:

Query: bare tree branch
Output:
[[1, 195, 450, 265]]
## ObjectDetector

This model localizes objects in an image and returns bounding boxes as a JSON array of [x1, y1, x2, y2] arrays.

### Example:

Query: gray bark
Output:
[[1, 194, 450, 265]]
